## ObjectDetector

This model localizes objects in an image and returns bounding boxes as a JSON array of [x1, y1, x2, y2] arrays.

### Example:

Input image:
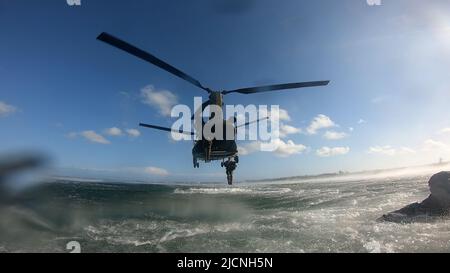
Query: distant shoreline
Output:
[[247, 161, 450, 183], [50, 161, 450, 185]]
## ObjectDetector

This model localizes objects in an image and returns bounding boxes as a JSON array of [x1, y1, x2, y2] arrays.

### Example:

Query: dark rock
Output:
[[379, 172, 450, 223]]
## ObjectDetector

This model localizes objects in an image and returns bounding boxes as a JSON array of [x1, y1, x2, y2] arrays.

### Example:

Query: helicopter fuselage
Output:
[[192, 118, 238, 164], [192, 139, 238, 162]]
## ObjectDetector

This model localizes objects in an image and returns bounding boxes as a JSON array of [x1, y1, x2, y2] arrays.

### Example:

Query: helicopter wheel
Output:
[[221, 162, 224, 168], [234, 156, 239, 164]]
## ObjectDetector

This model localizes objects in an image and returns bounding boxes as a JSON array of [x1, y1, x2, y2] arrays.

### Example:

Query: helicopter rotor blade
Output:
[[139, 123, 194, 136], [97, 32, 211, 93], [222, 81, 330, 95], [236, 116, 270, 128]]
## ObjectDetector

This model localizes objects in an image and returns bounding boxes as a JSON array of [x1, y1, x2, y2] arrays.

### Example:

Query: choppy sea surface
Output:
[[1, 174, 450, 253]]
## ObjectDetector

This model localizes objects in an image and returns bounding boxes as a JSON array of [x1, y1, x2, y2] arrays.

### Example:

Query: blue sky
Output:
[[1, 0, 450, 182]]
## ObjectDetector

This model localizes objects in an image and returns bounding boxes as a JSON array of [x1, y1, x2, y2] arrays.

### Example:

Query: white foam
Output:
[[174, 187, 254, 195], [52, 176, 104, 183], [160, 227, 200, 242], [173, 187, 292, 195]]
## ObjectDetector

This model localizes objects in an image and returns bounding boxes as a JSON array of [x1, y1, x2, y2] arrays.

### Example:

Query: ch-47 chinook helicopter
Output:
[[97, 32, 329, 185]]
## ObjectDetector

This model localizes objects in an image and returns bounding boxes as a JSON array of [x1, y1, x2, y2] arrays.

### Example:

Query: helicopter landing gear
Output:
[[205, 140, 212, 162]]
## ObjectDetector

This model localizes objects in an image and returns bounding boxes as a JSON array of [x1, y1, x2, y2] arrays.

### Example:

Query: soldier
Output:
[[223, 159, 237, 185]]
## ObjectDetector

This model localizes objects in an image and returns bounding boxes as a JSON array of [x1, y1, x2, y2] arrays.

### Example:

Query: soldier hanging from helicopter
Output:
[[222, 156, 238, 185]]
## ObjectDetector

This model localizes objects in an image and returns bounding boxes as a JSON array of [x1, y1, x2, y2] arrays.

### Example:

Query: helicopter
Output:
[[97, 32, 329, 185]]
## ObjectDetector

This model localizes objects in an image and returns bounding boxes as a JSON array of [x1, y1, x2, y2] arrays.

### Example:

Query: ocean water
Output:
[[1, 174, 450, 253]]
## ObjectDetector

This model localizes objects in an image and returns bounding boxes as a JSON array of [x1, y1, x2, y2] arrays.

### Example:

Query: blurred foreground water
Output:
[[2, 173, 450, 253]]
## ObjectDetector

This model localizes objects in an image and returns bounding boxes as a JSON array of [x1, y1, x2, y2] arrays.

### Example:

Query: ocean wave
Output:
[[51, 176, 104, 183], [4, 174, 450, 252], [83, 220, 255, 249], [173, 186, 292, 195]]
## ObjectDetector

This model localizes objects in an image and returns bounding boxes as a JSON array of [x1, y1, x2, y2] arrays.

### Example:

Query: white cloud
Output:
[[258, 107, 291, 122], [237, 142, 261, 156], [349, 127, 354, 132], [105, 127, 123, 136], [358, 119, 367, 124], [241, 108, 298, 138], [398, 147, 417, 154], [277, 109, 291, 122], [272, 139, 307, 157], [239, 139, 307, 157], [279, 124, 301, 138], [66, 132, 78, 139], [80, 131, 111, 145], [368, 145, 416, 156], [237, 146, 250, 156], [438, 128, 450, 134], [141, 85, 178, 116], [68, 131, 106, 142], [323, 131, 349, 140], [119, 91, 131, 97], [126, 129, 141, 138], [366, 0, 382, 6], [316, 146, 350, 157], [144, 166, 169, 176], [104, 127, 140, 138], [69, 127, 140, 144], [237, 108, 299, 138], [368, 146, 396, 156], [0, 101, 17, 117], [371, 95, 389, 104], [306, 114, 336, 135], [423, 139, 450, 152]]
